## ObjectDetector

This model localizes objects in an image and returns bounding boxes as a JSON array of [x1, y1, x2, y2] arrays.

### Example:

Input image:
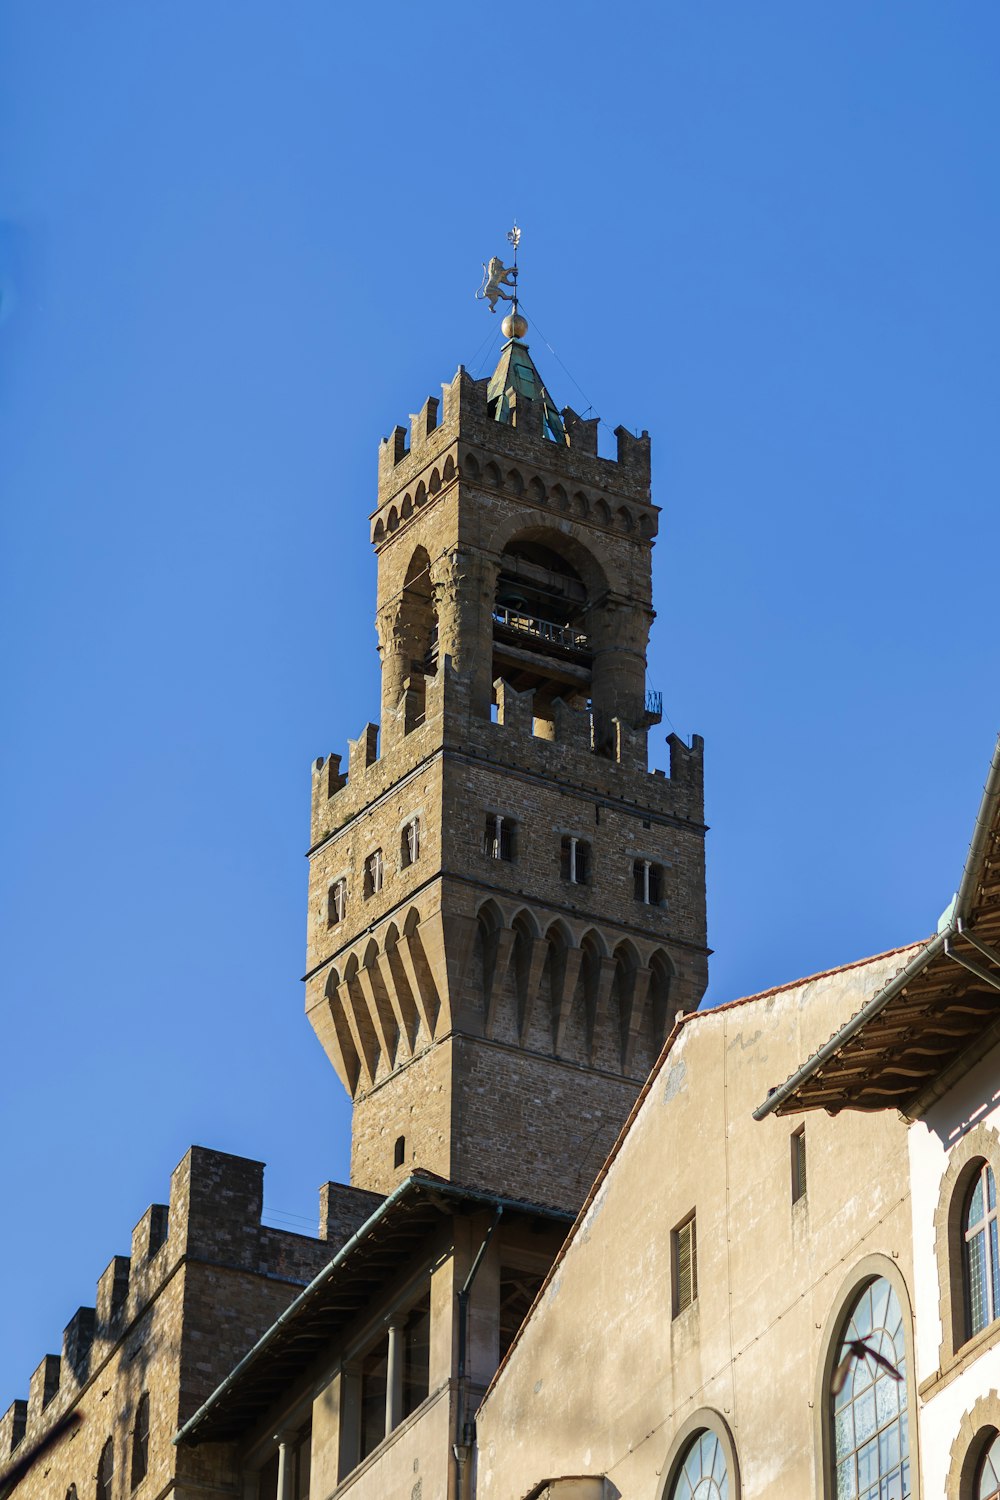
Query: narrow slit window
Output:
[[673, 1213, 697, 1315], [364, 850, 384, 898], [483, 814, 514, 861], [96, 1440, 114, 1500], [393, 1135, 405, 1168], [791, 1126, 807, 1203], [328, 878, 347, 925], [130, 1394, 150, 1489], [400, 818, 420, 869]]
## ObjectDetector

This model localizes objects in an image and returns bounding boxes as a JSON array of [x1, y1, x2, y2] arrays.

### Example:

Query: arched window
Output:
[[131, 1392, 150, 1488], [96, 1439, 114, 1500], [977, 1432, 1000, 1499], [830, 1276, 910, 1499], [668, 1429, 730, 1498], [964, 1160, 999, 1339]]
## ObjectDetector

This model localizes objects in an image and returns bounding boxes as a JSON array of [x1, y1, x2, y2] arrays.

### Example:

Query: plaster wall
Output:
[[476, 947, 922, 1500], [906, 1041, 1000, 1499]]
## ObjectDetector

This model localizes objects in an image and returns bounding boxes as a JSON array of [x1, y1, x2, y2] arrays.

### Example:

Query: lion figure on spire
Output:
[[477, 256, 516, 313]]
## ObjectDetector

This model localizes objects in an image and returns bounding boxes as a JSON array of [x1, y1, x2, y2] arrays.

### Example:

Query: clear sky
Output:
[[1, 1, 997, 1407]]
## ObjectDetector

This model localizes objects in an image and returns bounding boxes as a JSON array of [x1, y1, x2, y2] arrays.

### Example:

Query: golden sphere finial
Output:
[[502, 310, 528, 340]]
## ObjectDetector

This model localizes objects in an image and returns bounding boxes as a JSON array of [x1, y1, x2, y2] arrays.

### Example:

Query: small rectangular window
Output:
[[633, 858, 664, 905], [400, 818, 420, 869], [791, 1125, 807, 1203], [364, 850, 384, 898], [328, 878, 347, 925], [483, 813, 514, 861], [560, 836, 590, 885], [673, 1213, 697, 1315]]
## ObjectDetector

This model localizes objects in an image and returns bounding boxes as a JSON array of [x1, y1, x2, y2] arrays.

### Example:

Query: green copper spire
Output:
[[486, 338, 565, 442]]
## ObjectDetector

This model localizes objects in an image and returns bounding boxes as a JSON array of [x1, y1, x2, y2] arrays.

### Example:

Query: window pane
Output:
[[968, 1229, 989, 1336], [979, 1433, 1000, 1499], [669, 1430, 728, 1499], [830, 1278, 909, 1498]]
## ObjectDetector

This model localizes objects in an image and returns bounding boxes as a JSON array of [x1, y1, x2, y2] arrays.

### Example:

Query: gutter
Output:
[[753, 731, 1000, 1122], [173, 1177, 569, 1448]]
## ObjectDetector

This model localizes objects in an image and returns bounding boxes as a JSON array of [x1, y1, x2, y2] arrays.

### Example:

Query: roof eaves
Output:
[[752, 730, 1000, 1122], [173, 1175, 571, 1448]]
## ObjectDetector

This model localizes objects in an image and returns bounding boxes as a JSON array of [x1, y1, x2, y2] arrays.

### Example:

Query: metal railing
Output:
[[493, 606, 590, 652], [646, 688, 663, 717]]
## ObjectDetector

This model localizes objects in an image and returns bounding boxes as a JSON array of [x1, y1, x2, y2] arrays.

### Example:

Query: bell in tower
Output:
[[304, 237, 708, 1213]]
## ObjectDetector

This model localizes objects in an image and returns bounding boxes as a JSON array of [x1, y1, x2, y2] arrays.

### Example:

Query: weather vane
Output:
[[476, 222, 528, 340]]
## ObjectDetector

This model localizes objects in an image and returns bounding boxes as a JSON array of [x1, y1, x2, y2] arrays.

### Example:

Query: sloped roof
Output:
[[174, 1174, 571, 1447], [753, 733, 1000, 1120], [487, 338, 565, 441]]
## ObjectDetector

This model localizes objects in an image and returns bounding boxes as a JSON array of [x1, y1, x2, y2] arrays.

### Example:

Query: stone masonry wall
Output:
[[0, 1147, 378, 1500]]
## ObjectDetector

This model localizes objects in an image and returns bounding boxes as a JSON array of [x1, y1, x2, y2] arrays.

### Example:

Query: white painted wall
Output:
[[908, 1041, 1000, 1497]]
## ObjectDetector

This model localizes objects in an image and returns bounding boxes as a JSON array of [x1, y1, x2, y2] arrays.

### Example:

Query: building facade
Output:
[[4, 310, 998, 1500], [304, 335, 709, 1211]]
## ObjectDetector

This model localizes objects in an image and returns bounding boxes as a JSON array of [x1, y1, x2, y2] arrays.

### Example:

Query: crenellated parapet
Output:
[[309, 662, 704, 852], [0, 1148, 381, 1475], [375, 365, 654, 528]]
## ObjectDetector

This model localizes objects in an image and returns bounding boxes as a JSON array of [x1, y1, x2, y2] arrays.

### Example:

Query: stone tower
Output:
[[304, 332, 708, 1212]]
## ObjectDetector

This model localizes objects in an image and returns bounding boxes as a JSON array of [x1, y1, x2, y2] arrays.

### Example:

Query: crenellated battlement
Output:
[[310, 658, 703, 851], [374, 363, 653, 527], [0, 1148, 380, 1471]]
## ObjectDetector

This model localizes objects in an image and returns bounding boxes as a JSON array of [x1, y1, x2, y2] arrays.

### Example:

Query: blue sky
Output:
[[1, 2, 998, 1406]]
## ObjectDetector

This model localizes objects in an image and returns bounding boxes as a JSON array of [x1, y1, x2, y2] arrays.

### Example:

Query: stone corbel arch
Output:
[[945, 1389, 1000, 1500], [933, 1119, 1000, 1373]]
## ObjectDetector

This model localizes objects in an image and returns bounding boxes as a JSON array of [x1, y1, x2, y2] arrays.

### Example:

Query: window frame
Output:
[[672, 1211, 697, 1317], [130, 1392, 150, 1490], [963, 1160, 999, 1339], [96, 1438, 114, 1500], [560, 834, 591, 886], [483, 812, 515, 862], [327, 877, 347, 926], [791, 1124, 807, 1205], [633, 857, 664, 906], [815, 1254, 920, 1500], [931, 1123, 1000, 1377], [363, 849, 384, 899], [400, 818, 421, 870], [657, 1410, 741, 1500]]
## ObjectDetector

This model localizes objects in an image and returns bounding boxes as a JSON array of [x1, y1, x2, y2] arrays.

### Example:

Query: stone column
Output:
[[385, 1318, 405, 1434], [275, 1430, 297, 1500]]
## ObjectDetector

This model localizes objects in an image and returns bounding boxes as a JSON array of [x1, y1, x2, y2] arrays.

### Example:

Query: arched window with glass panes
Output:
[[829, 1275, 911, 1499], [977, 1432, 1000, 1500], [964, 1160, 999, 1340], [666, 1428, 732, 1499]]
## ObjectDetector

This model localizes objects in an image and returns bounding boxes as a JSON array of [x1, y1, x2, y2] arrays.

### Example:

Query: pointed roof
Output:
[[487, 338, 565, 442]]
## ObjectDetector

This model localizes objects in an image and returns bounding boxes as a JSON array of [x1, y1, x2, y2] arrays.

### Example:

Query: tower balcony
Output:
[[492, 605, 591, 658]]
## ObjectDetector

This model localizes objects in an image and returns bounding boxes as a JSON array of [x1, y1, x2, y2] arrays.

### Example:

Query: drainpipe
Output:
[[453, 1206, 503, 1500]]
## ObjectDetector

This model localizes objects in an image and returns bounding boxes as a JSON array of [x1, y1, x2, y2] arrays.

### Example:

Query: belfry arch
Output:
[[379, 544, 437, 726], [492, 533, 596, 727], [307, 329, 707, 1207]]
